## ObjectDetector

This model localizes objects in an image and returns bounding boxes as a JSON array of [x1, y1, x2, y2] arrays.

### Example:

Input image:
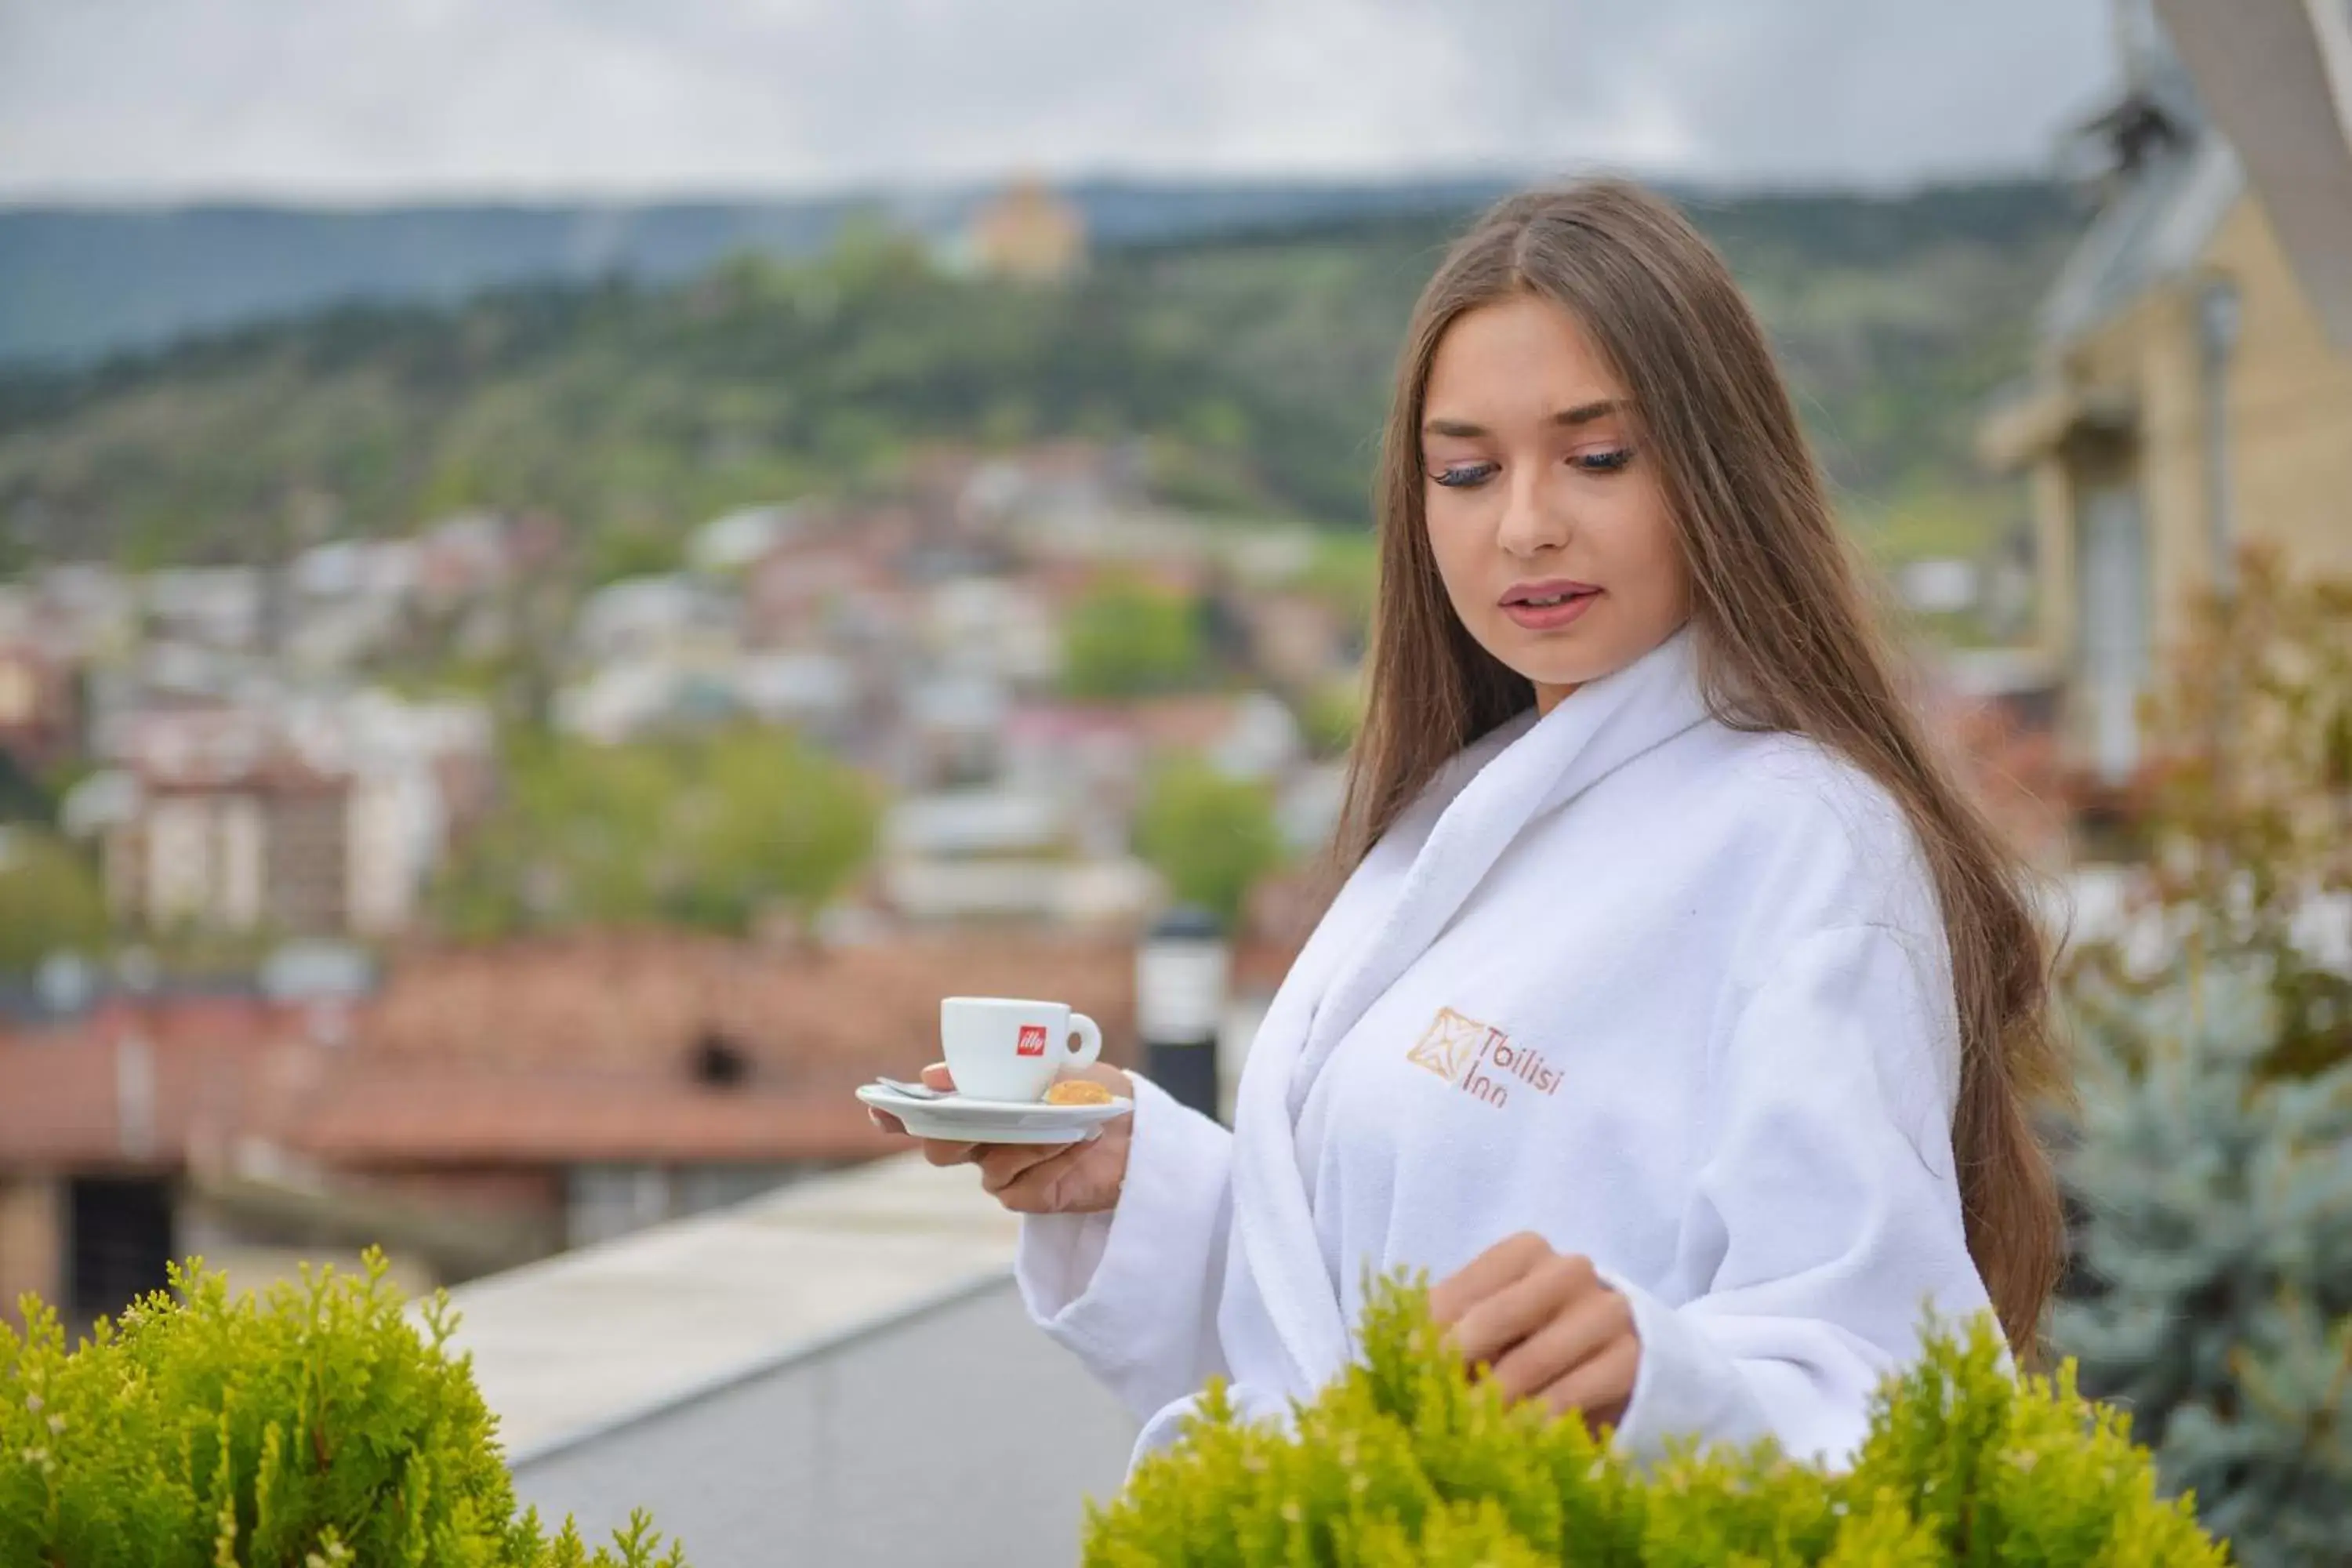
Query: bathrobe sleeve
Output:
[[1014, 1072, 1235, 1423], [1599, 918, 1993, 1465]]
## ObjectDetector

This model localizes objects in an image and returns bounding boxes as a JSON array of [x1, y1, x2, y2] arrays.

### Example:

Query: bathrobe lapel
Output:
[[1229, 629, 1714, 1396]]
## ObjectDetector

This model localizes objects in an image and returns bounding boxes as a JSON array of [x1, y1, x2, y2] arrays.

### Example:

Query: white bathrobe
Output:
[[1018, 629, 1993, 1469]]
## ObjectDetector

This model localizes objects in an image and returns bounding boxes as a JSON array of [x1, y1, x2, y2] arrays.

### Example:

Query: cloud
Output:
[[0, 0, 2117, 201]]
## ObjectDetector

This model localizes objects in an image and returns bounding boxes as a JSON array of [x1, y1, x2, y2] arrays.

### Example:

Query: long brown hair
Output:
[[1338, 180, 2067, 1355]]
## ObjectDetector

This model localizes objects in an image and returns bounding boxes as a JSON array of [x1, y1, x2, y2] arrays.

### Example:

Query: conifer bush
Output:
[[2045, 554, 2352, 1564], [2056, 961, 2352, 1568], [1083, 1276, 2222, 1566], [0, 1252, 686, 1567]]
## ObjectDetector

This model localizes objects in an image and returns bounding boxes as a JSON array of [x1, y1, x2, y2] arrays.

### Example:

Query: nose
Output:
[[1494, 466, 1571, 559]]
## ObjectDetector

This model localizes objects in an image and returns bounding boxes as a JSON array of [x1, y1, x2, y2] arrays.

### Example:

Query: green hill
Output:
[[0, 180, 1523, 366], [0, 181, 2079, 572]]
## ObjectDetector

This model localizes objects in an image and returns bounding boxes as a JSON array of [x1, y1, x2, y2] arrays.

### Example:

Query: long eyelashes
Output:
[[1428, 449, 1635, 489]]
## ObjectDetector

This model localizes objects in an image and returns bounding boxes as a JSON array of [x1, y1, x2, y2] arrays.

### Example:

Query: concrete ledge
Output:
[[437, 1153, 1023, 1457], [434, 1153, 1139, 1566]]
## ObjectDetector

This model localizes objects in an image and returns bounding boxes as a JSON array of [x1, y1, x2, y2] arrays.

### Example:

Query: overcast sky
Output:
[[0, 0, 2119, 204]]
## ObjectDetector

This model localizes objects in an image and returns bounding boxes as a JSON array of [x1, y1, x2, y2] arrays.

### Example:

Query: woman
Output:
[[873, 179, 2066, 1468]]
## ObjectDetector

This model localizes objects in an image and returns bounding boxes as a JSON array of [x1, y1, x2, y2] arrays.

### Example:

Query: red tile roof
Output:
[[0, 1033, 302, 1172], [277, 1068, 892, 1165], [2, 932, 1315, 1174], [356, 931, 1142, 1080]]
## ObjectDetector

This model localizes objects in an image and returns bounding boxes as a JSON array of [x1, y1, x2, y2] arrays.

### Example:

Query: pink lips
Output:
[[1499, 579, 1601, 631]]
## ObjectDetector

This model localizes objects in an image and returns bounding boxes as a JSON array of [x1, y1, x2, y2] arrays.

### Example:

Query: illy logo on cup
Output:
[[941, 998, 1104, 1102]]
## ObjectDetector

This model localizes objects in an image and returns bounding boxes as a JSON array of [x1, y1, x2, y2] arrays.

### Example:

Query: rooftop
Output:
[[281, 1067, 890, 1166], [0, 932, 1256, 1174], [2039, 130, 2241, 347]]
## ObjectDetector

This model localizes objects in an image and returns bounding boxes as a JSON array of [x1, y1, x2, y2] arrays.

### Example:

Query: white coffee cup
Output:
[[939, 996, 1103, 1103]]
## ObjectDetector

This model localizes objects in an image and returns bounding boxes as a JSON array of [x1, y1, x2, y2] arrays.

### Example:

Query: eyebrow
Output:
[[1421, 399, 1625, 439]]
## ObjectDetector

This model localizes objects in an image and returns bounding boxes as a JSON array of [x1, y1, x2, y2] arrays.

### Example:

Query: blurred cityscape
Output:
[[0, 156, 2118, 1332], [0, 430, 1353, 1314], [0, 0, 2348, 1559]]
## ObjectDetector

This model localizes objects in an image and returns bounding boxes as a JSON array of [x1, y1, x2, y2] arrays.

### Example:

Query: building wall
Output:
[[0, 649, 74, 774], [967, 183, 1088, 285], [0, 1174, 63, 1329], [0, 659, 37, 728], [2202, 198, 2352, 582], [345, 777, 412, 935], [267, 789, 348, 934], [2032, 190, 2352, 769], [103, 815, 140, 920], [121, 791, 278, 932], [509, 1275, 1136, 1568], [219, 796, 266, 929], [143, 797, 213, 924], [2136, 285, 2212, 659], [2047, 282, 2208, 652], [368, 1166, 568, 1213], [2030, 459, 2078, 672], [564, 1162, 815, 1249]]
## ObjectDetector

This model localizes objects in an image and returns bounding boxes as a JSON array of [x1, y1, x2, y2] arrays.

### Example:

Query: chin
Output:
[[1520, 662, 1606, 692], [1502, 642, 1642, 696], [1490, 616, 1679, 696]]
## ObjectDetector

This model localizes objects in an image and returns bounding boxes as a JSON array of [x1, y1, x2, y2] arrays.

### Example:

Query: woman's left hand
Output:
[[1428, 1232, 1640, 1428]]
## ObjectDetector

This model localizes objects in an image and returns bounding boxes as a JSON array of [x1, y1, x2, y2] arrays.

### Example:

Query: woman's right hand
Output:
[[869, 1061, 1134, 1214]]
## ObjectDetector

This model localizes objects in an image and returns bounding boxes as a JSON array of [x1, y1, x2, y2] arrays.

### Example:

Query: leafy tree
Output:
[[1060, 573, 1207, 699], [432, 727, 877, 939], [1296, 677, 1365, 760], [662, 725, 880, 932], [1298, 530, 1379, 643], [583, 521, 685, 586], [0, 826, 109, 975], [1133, 759, 1284, 926]]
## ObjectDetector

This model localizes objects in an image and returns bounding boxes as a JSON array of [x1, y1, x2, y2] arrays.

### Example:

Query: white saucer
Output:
[[856, 1082, 1133, 1145]]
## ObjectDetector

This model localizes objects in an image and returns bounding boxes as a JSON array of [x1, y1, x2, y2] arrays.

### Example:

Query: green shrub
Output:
[[1133, 758, 1287, 927], [0, 1252, 685, 1567], [1294, 679, 1363, 762], [0, 826, 111, 976], [2045, 553, 2352, 1564], [1086, 1276, 2220, 1566], [1061, 572, 1209, 699], [2077, 549, 2352, 1080], [429, 724, 878, 942], [2056, 960, 2352, 1568]]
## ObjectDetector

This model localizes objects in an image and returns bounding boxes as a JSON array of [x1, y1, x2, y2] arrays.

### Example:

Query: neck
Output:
[[1534, 681, 1581, 717]]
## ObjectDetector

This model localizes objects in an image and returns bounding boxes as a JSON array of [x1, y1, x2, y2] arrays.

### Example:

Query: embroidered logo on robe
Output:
[[1407, 1007, 1563, 1109]]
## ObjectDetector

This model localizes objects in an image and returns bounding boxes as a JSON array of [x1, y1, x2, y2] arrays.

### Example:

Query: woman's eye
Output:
[[1572, 448, 1635, 474], [1431, 462, 1497, 489]]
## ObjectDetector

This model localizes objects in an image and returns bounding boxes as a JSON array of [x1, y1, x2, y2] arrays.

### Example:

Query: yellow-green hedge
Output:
[[1087, 1277, 2223, 1566], [0, 1253, 684, 1567]]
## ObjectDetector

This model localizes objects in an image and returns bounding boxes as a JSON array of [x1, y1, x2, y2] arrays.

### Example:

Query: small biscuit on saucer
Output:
[[1044, 1080, 1115, 1106]]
